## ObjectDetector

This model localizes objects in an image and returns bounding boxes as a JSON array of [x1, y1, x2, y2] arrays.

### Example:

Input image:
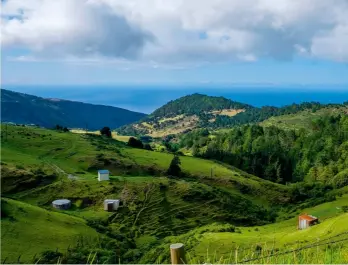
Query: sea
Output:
[[3, 85, 348, 114]]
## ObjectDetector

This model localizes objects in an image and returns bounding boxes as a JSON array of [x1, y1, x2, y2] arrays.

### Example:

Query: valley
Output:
[[2, 0, 348, 263], [1, 92, 348, 264]]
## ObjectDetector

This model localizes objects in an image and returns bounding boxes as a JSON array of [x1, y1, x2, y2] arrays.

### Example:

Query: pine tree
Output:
[[167, 155, 181, 177]]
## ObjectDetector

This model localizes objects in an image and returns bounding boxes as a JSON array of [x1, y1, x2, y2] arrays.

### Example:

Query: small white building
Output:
[[98, 170, 110, 181], [104, 199, 120, 211]]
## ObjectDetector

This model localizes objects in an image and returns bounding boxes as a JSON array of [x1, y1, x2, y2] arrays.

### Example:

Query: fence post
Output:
[[170, 243, 186, 265]]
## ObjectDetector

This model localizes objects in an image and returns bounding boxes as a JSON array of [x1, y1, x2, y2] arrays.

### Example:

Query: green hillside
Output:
[[116, 93, 347, 137], [150, 93, 253, 118], [117, 93, 251, 137], [1, 198, 99, 263], [143, 195, 348, 263], [1, 124, 288, 263], [1, 124, 348, 264], [260, 106, 348, 131], [1, 89, 146, 130], [1, 124, 287, 205]]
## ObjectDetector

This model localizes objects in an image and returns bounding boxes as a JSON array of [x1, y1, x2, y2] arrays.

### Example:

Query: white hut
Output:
[[98, 170, 110, 181], [52, 199, 71, 210], [104, 199, 120, 212]]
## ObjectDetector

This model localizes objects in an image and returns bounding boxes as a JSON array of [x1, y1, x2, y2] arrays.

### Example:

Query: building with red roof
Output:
[[298, 214, 318, 230]]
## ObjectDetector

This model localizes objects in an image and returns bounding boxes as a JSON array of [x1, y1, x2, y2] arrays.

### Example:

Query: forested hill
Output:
[[117, 93, 347, 137], [1, 89, 146, 130], [150, 93, 253, 118], [117, 93, 253, 137]]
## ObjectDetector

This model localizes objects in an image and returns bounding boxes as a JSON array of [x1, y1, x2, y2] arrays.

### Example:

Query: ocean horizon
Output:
[[2, 85, 348, 114]]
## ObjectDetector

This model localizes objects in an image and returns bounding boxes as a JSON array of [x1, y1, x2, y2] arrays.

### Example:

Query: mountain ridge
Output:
[[1, 89, 146, 130], [117, 92, 347, 137]]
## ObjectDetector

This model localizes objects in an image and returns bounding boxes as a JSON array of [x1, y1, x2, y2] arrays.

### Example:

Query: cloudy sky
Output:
[[1, 0, 348, 86]]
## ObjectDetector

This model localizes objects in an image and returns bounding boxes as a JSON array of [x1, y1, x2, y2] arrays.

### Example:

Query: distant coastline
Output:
[[2, 85, 348, 114]]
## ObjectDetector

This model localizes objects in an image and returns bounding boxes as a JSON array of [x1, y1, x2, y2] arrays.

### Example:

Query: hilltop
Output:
[[1, 89, 146, 130], [117, 93, 347, 137], [117, 93, 252, 137]]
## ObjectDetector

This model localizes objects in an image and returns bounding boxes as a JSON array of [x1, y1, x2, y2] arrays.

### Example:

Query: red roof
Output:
[[299, 214, 318, 221]]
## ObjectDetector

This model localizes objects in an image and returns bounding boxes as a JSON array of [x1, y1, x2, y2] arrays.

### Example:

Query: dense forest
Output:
[[180, 114, 348, 186]]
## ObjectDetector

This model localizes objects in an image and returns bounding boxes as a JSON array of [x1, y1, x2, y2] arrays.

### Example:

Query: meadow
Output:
[[260, 107, 348, 131], [1, 124, 348, 264]]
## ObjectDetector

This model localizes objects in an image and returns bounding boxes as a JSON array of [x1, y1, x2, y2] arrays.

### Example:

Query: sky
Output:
[[1, 0, 348, 86]]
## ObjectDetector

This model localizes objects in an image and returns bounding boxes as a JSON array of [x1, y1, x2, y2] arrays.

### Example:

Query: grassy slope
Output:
[[141, 195, 348, 263], [1, 125, 289, 262], [1, 125, 287, 205], [1, 198, 99, 263], [2, 125, 348, 264], [260, 107, 348, 131], [194, 195, 348, 252]]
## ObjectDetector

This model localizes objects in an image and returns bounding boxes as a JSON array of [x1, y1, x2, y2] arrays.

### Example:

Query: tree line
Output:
[[179, 114, 348, 186]]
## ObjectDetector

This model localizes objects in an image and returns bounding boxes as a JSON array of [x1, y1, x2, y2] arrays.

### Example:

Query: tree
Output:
[[55, 124, 69, 132], [100, 127, 112, 138], [128, 137, 144, 149], [167, 155, 181, 177]]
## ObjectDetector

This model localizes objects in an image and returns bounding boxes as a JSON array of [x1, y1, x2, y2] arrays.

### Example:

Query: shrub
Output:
[[342, 205, 348, 213], [35, 250, 63, 264], [100, 127, 112, 138], [75, 199, 84, 209], [128, 137, 144, 149], [15, 164, 25, 170]]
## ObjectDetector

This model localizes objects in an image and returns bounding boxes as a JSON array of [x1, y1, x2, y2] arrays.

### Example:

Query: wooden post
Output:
[[170, 243, 186, 265]]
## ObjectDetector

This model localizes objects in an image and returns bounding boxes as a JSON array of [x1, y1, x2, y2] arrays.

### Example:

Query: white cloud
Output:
[[1, 0, 348, 63], [1, 0, 153, 59]]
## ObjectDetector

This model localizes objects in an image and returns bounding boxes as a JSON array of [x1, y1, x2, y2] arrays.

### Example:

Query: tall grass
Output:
[[186, 241, 348, 264], [28, 239, 348, 264]]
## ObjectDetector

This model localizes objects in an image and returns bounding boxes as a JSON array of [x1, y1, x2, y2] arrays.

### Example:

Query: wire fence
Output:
[[238, 236, 348, 263]]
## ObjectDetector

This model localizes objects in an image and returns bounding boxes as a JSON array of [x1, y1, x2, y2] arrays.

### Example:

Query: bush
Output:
[[75, 199, 84, 209], [128, 137, 144, 149], [100, 127, 112, 138], [15, 164, 25, 170], [35, 250, 63, 264]]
